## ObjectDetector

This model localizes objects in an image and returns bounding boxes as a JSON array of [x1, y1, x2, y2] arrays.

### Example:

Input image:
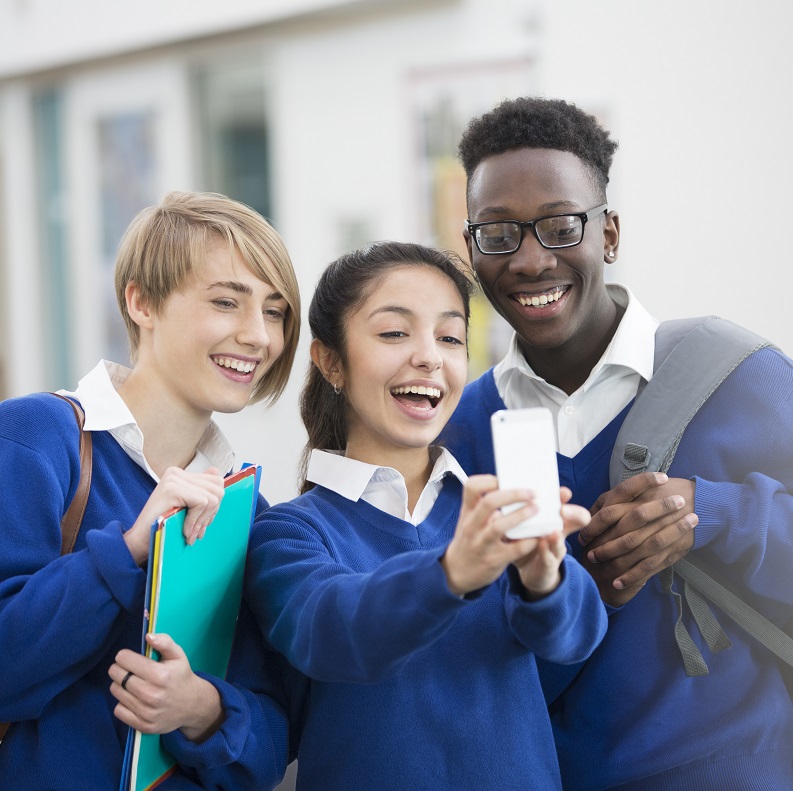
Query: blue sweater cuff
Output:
[[504, 559, 567, 612], [503, 556, 606, 664], [163, 673, 289, 784], [691, 476, 734, 548], [162, 674, 248, 768], [84, 521, 146, 609]]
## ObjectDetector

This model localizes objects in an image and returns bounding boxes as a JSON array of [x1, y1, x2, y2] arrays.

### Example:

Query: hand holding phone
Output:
[[490, 407, 563, 539]]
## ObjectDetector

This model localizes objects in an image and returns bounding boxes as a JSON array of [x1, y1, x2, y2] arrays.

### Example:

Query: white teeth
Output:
[[517, 288, 564, 307], [391, 385, 441, 398], [215, 357, 256, 373]]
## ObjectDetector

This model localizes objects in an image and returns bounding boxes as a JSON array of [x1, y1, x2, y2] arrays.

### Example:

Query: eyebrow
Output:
[[208, 281, 285, 301], [476, 200, 582, 218], [369, 305, 466, 322]]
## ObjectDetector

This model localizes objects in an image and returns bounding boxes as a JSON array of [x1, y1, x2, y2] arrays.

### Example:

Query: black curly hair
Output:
[[458, 97, 618, 201]]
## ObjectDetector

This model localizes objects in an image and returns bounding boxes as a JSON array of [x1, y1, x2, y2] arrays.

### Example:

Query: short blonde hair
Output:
[[114, 191, 300, 405]]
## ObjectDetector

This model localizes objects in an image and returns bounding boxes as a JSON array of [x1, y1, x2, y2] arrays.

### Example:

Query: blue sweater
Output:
[[441, 350, 793, 790], [0, 393, 288, 791], [245, 475, 607, 790]]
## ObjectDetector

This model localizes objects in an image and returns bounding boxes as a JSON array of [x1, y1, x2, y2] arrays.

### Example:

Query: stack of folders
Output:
[[119, 465, 261, 791]]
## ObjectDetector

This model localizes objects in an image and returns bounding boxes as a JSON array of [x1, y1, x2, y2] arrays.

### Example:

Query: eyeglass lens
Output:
[[476, 215, 584, 252]]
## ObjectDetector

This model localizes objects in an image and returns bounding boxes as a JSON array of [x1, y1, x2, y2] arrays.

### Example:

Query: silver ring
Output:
[[121, 671, 133, 691]]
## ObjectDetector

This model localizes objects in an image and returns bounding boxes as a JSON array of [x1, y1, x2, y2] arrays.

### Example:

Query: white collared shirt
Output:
[[59, 360, 235, 481], [307, 446, 468, 525], [494, 284, 659, 457]]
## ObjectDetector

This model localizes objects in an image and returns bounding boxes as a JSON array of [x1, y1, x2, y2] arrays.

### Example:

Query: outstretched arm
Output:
[[247, 477, 546, 684]]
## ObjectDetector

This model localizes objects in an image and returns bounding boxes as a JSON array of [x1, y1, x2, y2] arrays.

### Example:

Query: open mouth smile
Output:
[[513, 285, 569, 308], [211, 355, 260, 382], [390, 384, 442, 411], [213, 356, 257, 373]]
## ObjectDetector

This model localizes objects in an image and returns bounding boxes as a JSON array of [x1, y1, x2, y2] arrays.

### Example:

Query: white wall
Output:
[[0, 0, 383, 77], [537, 0, 793, 352], [0, 83, 45, 397]]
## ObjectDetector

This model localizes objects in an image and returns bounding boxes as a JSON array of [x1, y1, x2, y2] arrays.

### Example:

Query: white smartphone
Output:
[[490, 407, 563, 539]]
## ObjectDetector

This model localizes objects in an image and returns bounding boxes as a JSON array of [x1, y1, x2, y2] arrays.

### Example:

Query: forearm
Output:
[[0, 523, 144, 717], [249, 547, 468, 683], [690, 473, 793, 613]]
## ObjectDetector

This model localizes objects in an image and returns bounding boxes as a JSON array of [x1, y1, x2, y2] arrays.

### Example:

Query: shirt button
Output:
[[564, 404, 575, 415]]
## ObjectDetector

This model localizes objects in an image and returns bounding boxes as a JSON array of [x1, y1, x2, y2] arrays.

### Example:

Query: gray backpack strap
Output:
[[610, 316, 780, 676], [612, 316, 717, 481], [675, 557, 793, 667], [611, 316, 773, 483]]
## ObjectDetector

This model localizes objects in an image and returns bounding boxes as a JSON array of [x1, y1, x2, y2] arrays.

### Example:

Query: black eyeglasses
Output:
[[467, 204, 608, 255]]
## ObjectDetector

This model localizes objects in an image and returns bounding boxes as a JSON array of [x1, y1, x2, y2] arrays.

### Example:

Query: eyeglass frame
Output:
[[466, 203, 609, 255]]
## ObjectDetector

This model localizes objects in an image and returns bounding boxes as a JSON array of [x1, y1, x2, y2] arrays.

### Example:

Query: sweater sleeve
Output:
[[245, 508, 470, 684], [0, 397, 145, 721], [501, 552, 607, 664], [675, 348, 793, 623], [161, 605, 290, 791]]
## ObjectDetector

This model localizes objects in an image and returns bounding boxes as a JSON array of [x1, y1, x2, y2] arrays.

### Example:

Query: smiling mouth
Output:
[[513, 285, 569, 307], [212, 356, 258, 374], [390, 385, 442, 410]]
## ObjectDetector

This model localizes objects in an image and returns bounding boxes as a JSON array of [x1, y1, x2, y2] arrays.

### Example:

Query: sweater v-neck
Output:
[[310, 475, 463, 547]]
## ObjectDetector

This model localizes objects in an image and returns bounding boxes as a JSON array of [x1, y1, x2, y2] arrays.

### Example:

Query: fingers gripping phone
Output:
[[490, 407, 563, 539]]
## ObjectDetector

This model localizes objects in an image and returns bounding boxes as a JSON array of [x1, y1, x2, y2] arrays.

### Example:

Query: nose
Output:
[[508, 231, 558, 278], [411, 332, 443, 372], [238, 307, 271, 350]]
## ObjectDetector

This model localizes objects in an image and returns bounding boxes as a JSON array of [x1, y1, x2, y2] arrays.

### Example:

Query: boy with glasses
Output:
[[442, 96, 793, 789]]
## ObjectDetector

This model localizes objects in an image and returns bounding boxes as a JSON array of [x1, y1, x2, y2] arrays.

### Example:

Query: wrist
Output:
[[521, 569, 561, 601], [439, 552, 468, 598], [179, 677, 224, 743], [123, 526, 150, 567]]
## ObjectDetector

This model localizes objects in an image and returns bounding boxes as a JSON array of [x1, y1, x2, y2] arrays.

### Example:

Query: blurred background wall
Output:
[[2, 0, 792, 514]]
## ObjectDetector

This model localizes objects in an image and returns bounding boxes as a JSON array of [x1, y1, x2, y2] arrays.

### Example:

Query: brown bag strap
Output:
[[0, 395, 93, 744], [51, 394, 93, 555]]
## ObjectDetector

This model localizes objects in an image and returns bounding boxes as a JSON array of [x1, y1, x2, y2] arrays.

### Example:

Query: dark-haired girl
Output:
[[245, 242, 606, 790]]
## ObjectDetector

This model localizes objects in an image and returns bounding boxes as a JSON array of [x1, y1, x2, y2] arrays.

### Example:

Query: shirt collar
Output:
[[72, 360, 137, 430], [306, 446, 467, 503], [494, 283, 658, 393], [63, 360, 235, 478]]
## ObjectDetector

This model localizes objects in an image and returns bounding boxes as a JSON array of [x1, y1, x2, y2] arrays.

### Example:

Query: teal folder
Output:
[[119, 465, 260, 791]]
